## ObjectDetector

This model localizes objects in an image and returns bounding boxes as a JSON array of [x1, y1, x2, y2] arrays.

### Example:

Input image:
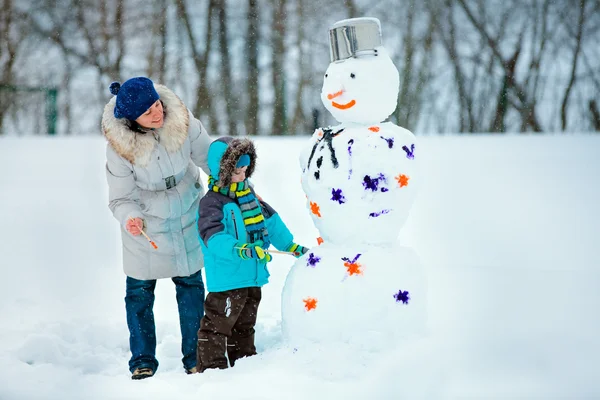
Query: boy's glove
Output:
[[286, 243, 309, 258], [237, 241, 272, 263]]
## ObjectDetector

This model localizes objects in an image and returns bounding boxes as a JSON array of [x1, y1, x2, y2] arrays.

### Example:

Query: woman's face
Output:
[[135, 100, 164, 129], [231, 166, 248, 183]]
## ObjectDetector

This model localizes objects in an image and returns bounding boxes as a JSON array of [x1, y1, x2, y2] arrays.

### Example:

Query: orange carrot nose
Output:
[[327, 90, 343, 100]]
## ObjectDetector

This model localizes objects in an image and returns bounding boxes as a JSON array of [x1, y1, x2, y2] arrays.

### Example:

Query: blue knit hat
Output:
[[109, 77, 160, 120]]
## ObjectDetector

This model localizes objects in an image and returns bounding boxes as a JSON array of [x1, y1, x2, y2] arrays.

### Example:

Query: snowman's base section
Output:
[[281, 243, 427, 350]]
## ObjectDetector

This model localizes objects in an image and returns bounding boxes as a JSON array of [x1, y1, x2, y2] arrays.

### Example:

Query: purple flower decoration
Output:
[[380, 136, 394, 149], [347, 139, 355, 156], [331, 188, 346, 204], [306, 253, 321, 268], [369, 209, 391, 218], [394, 290, 410, 304], [341, 253, 361, 264], [381, 187, 389, 193], [362, 173, 387, 191], [402, 144, 415, 160]]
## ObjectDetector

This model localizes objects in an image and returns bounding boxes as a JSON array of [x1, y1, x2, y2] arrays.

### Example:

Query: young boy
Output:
[[196, 136, 308, 372]]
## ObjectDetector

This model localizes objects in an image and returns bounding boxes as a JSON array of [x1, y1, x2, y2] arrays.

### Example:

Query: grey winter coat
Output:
[[102, 84, 212, 280]]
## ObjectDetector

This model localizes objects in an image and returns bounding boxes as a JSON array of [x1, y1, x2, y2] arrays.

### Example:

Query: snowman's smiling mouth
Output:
[[332, 100, 356, 110]]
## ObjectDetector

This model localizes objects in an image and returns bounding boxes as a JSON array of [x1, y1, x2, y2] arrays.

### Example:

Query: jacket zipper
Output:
[[232, 208, 258, 281], [231, 210, 239, 240]]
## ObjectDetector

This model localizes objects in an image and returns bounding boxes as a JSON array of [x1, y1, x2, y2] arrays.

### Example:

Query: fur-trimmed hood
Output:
[[207, 137, 257, 187], [101, 84, 189, 167]]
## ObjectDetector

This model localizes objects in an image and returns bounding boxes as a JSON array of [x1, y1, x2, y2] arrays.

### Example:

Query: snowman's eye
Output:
[[325, 73, 328, 78], [350, 73, 356, 78]]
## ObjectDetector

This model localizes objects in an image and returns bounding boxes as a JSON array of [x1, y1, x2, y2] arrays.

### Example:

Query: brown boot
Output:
[[131, 367, 154, 380], [185, 366, 198, 374]]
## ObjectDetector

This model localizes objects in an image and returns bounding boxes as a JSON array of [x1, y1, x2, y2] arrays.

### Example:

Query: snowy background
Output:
[[0, 134, 599, 399]]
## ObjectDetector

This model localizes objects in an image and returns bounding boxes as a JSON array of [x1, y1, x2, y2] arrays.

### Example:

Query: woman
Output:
[[102, 77, 212, 379]]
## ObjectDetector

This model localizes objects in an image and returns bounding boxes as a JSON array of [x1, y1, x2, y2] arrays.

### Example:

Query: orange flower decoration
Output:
[[395, 174, 409, 188], [344, 261, 362, 276], [310, 201, 322, 217], [368, 126, 380, 132], [303, 297, 318, 311], [316, 237, 324, 245]]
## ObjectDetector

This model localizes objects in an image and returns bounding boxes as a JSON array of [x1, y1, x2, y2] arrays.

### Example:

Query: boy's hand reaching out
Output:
[[286, 243, 309, 258], [237, 240, 273, 263]]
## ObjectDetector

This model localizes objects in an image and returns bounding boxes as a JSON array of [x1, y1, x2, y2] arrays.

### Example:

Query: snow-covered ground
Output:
[[0, 135, 599, 399]]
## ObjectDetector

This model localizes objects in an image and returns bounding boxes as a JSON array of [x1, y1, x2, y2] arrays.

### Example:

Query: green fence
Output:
[[0, 84, 58, 135]]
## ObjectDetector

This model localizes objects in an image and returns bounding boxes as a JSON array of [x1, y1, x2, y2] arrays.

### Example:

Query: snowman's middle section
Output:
[[300, 122, 418, 246]]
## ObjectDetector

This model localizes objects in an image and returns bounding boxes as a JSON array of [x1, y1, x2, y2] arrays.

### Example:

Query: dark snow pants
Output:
[[197, 287, 261, 372]]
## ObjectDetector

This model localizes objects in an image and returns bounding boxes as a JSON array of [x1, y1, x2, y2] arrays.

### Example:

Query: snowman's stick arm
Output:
[[267, 249, 297, 255]]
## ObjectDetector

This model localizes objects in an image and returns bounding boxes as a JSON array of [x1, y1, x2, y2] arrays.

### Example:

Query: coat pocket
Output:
[[176, 165, 203, 215]]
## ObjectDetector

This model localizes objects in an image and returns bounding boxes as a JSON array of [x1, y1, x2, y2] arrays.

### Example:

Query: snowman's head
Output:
[[321, 47, 399, 125]]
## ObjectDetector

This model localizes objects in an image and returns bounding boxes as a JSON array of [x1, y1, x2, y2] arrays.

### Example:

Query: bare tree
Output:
[[344, 0, 359, 18], [270, 0, 287, 135], [590, 100, 600, 130], [146, 0, 168, 83], [27, 0, 126, 91], [394, 0, 434, 131], [0, 0, 19, 133], [4, 0, 600, 136], [290, 0, 309, 135], [457, 0, 544, 132], [560, 0, 587, 131], [429, 0, 477, 132], [215, 0, 238, 136], [175, 0, 217, 130], [245, 0, 260, 135]]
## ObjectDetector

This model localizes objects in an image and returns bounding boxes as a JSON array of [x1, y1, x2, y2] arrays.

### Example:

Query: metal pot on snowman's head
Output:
[[328, 17, 382, 62]]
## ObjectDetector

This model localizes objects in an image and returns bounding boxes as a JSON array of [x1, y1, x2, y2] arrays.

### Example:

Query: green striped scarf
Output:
[[208, 176, 270, 246]]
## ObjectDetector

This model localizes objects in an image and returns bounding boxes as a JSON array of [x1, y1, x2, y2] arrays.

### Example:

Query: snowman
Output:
[[281, 17, 427, 349]]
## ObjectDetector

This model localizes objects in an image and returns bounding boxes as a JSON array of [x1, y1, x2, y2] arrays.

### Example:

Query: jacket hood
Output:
[[101, 84, 189, 167], [207, 137, 257, 186]]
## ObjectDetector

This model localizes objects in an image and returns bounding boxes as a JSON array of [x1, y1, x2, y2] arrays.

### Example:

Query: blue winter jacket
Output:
[[197, 137, 295, 292]]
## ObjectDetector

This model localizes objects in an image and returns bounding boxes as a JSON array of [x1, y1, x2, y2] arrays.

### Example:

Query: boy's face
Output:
[[231, 166, 248, 183]]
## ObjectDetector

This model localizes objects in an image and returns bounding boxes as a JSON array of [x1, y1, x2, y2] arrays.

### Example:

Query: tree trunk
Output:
[[245, 0, 259, 136], [175, 0, 216, 129], [216, 0, 237, 136], [490, 45, 520, 133], [457, 0, 543, 132], [395, 0, 415, 128], [344, 0, 358, 18], [0, 0, 17, 134], [158, 0, 167, 83], [290, 0, 306, 135], [432, 0, 476, 132], [271, 0, 287, 135], [589, 100, 600, 131], [560, 0, 586, 131]]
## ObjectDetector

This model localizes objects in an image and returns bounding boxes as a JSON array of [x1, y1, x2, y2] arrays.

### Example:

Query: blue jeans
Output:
[[125, 270, 205, 373]]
